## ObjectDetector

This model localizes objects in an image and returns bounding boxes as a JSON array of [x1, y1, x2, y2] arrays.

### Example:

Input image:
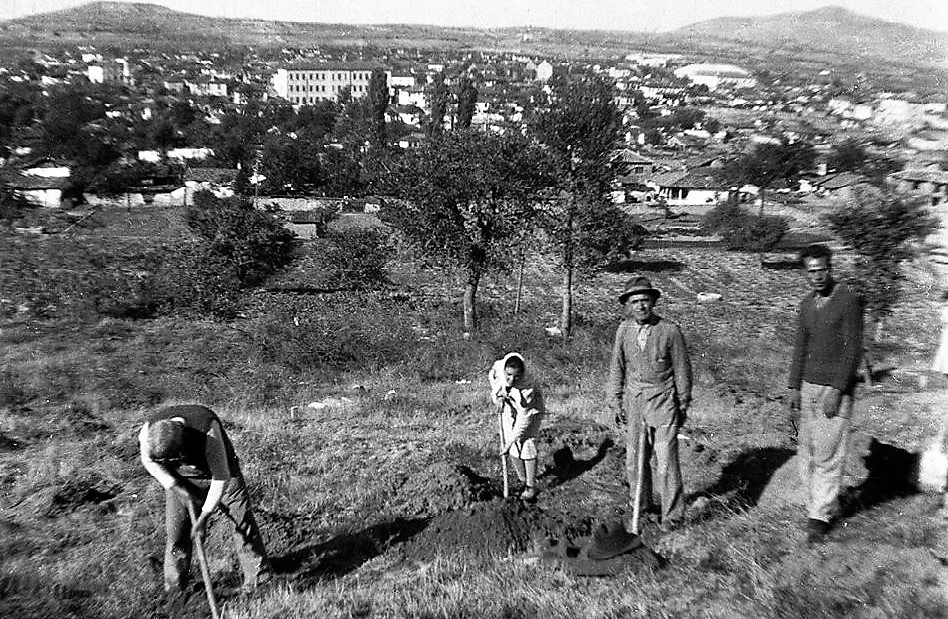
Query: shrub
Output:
[[702, 202, 789, 252], [185, 191, 298, 288], [318, 228, 391, 289]]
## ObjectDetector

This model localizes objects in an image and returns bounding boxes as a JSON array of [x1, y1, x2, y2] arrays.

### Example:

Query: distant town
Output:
[[0, 21, 946, 216]]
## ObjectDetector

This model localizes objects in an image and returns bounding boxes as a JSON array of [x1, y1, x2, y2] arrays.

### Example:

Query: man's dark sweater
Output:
[[788, 281, 864, 394]]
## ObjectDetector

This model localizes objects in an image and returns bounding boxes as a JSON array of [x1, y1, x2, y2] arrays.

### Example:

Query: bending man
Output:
[[139, 404, 271, 595]]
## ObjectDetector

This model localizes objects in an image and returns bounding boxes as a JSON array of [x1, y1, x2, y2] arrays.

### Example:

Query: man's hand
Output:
[[678, 405, 688, 427], [822, 388, 842, 418], [500, 441, 515, 456], [613, 406, 627, 427]]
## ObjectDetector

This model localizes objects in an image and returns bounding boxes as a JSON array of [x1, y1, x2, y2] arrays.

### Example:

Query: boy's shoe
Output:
[[805, 518, 831, 544], [520, 486, 539, 503]]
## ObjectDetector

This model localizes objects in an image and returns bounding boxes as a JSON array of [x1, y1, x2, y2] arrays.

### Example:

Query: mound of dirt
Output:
[[40, 476, 122, 517], [386, 462, 495, 517], [398, 499, 538, 562]]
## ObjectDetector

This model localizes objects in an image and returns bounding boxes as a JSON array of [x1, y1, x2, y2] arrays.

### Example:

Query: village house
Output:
[[387, 104, 423, 127], [648, 168, 732, 210], [813, 171, 873, 201], [890, 168, 948, 206]]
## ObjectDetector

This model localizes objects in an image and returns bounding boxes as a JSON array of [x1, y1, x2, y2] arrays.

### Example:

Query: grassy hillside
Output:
[[0, 203, 945, 618]]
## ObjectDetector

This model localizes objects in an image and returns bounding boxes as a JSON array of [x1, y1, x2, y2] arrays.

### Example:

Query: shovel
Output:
[[630, 422, 647, 535], [497, 401, 509, 498], [186, 501, 222, 619]]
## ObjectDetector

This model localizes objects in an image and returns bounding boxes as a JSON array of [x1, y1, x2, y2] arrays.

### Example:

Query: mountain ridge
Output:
[[0, 2, 943, 69]]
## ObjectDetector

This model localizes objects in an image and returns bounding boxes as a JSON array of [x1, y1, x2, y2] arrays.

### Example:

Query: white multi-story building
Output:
[[271, 64, 392, 105], [88, 59, 132, 85]]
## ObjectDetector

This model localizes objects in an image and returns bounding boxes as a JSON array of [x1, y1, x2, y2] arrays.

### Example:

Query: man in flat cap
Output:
[[607, 276, 692, 531], [139, 404, 271, 597]]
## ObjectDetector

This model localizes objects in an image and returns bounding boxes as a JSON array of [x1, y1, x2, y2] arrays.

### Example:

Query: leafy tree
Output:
[[724, 138, 816, 214], [367, 68, 389, 147], [378, 130, 551, 334], [256, 132, 323, 195], [185, 191, 298, 289], [297, 101, 338, 140], [426, 72, 449, 137], [825, 187, 938, 323], [701, 201, 789, 253], [528, 72, 631, 337], [456, 76, 478, 130], [827, 138, 868, 172]]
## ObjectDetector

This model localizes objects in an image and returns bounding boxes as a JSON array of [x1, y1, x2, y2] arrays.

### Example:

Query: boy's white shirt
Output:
[[139, 419, 228, 516], [488, 353, 544, 442]]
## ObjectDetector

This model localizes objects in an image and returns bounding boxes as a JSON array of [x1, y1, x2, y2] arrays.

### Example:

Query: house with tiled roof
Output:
[[890, 168, 948, 205], [648, 168, 732, 208], [1, 171, 69, 207]]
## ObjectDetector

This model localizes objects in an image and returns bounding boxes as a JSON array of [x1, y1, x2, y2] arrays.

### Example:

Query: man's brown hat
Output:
[[618, 276, 661, 304]]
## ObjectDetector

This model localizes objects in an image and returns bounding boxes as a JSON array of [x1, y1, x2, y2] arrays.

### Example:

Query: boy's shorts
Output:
[[509, 437, 538, 460]]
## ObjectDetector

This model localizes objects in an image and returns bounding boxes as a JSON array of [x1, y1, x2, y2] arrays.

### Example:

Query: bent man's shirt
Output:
[[606, 315, 693, 426], [139, 404, 238, 491]]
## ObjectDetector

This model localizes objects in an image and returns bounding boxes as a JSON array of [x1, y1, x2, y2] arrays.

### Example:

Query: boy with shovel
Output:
[[489, 352, 546, 502]]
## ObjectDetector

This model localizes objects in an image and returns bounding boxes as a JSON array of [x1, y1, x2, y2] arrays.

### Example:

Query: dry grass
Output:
[[1, 231, 946, 618]]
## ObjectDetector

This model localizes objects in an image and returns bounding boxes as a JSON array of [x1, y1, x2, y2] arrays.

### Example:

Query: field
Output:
[[0, 204, 946, 619]]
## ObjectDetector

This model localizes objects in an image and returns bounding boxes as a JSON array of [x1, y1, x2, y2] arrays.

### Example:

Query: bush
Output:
[[318, 228, 391, 289], [702, 202, 789, 252], [185, 191, 298, 288]]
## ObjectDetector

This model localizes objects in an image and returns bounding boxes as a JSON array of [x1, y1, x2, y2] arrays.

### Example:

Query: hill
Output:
[[671, 6, 947, 67], [1, 1, 944, 67]]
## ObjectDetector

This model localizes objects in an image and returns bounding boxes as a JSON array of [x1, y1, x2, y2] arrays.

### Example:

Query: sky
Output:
[[3, 0, 947, 33]]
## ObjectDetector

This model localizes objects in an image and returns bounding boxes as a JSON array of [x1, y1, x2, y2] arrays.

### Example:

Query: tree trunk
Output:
[[462, 265, 481, 337], [559, 213, 574, 338], [514, 246, 525, 314]]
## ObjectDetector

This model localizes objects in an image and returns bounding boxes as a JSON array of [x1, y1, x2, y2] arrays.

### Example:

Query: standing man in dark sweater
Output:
[[607, 276, 693, 531], [787, 244, 864, 543], [139, 404, 271, 596]]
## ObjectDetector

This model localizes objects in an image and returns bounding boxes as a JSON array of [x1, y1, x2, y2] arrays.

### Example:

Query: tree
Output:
[[724, 138, 816, 215], [185, 191, 298, 288], [456, 76, 478, 130], [378, 130, 551, 334], [825, 187, 938, 324], [426, 72, 449, 138], [256, 132, 323, 195], [528, 73, 630, 337], [367, 68, 389, 147], [827, 138, 868, 172]]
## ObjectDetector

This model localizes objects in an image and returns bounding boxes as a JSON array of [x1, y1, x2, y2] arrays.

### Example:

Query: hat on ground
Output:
[[585, 521, 643, 560], [538, 527, 661, 577], [618, 276, 661, 304]]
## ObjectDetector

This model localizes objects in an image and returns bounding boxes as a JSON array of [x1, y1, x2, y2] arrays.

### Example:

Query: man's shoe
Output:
[[806, 518, 830, 543], [520, 486, 539, 503]]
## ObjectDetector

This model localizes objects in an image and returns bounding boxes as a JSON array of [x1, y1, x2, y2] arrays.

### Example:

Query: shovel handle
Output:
[[497, 402, 509, 498], [630, 422, 647, 535], [186, 501, 222, 619]]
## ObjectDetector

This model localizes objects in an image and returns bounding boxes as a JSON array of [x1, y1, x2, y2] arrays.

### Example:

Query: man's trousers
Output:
[[164, 474, 270, 592]]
